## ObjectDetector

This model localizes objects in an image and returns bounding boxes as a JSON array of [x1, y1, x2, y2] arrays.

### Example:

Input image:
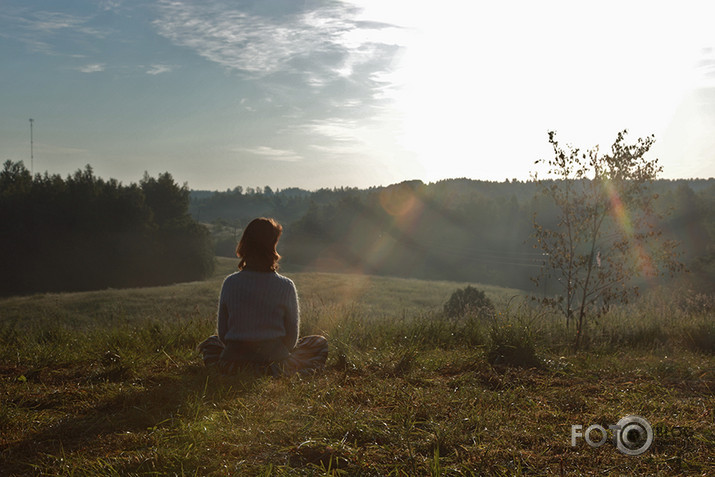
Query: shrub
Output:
[[443, 286, 495, 319]]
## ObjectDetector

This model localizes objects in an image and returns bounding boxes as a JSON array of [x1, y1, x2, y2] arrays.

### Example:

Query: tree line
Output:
[[0, 161, 214, 295], [3, 157, 711, 296], [193, 177, 714, 293]]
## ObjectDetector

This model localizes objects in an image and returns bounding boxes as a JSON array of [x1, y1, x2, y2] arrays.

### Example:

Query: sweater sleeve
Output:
[[217, 280, 229, 342], [282, 281, 300, 350]]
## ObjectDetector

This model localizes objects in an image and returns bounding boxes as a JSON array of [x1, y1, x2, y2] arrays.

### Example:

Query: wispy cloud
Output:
[[145, 64, 174, 75], [294, 117, 371, 158], [151, 0, 405, 156], [305, 118, 362, 144], [153, 0, 402, 82], [239, 146, 302, 162], [1, 8, 107, 55], [24, 11, 101, 35], [696, 47, 715, 88], [19, 10, 106, 39], [77, 63, 105, 73], [99, 0, 124, 12]]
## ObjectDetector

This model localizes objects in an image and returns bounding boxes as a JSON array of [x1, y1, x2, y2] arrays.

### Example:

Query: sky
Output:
[[1, 0, 714, 191]]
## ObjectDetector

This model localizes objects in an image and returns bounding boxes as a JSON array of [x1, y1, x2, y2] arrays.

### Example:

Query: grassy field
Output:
[[0, 257, 713, 476]]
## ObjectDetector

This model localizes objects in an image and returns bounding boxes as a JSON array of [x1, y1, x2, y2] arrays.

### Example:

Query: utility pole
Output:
[[29, 118, 34, 175]]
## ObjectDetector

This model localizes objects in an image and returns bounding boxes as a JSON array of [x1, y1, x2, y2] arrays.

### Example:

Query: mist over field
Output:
[[3, 155, 713, 295], [190, 177, 715, 293]]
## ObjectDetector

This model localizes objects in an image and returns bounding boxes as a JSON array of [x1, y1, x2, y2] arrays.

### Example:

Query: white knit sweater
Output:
[[217, 270, 299, 350]]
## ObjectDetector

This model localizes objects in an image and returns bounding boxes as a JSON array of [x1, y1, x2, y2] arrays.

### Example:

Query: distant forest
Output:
[[191, 178, 715, 292], [0, 161, 214, 295], [2, 157, 711, 295]]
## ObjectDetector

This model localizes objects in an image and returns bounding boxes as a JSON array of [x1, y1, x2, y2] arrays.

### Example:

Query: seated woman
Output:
[[198, 217, 328, 376]]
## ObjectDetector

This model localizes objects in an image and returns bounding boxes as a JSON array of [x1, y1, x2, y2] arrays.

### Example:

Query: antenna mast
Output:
[[29, 118, 34, 175]]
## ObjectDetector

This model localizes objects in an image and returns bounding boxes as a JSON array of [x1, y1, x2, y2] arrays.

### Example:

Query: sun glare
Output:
[[389, 10, 504, 182], [354, 0, 715, 184]]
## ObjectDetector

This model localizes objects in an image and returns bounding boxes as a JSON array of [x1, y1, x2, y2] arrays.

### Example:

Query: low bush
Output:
[[444, 285, 495, 319]]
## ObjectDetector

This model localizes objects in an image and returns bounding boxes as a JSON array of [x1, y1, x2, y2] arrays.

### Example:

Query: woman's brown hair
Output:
[[236, 217, 282, 272]]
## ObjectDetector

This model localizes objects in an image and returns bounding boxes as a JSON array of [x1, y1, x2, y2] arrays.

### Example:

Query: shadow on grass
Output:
[[0, 364, 263, 475]]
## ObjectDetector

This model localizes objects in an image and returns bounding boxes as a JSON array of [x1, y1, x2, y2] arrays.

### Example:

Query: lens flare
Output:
[[301, 183, 430, 307], [603, 181, 657, 278], [605, 182, 633, 236]]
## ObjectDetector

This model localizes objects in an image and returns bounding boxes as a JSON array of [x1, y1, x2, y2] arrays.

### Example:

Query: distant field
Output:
[[0, 257, 520, 331], [0, 259, 712, 475]]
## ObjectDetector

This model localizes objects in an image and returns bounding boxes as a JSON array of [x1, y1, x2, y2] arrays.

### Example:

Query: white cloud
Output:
[[239, 146, 302, 162], [2, 9, 107, 55], [153, 0, 402, 81], [151, 0, 406, 168], [145, 64, 174, 75], [694, 47, 715, 88], [99, 0, 123, 12], [77, 63, 105, 73], [26, 11, 88, 33], [23, 10, 106, 39], [308, 143, 360, 156], [305, 118, 361, 144], [301, 116, 399, 159]]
